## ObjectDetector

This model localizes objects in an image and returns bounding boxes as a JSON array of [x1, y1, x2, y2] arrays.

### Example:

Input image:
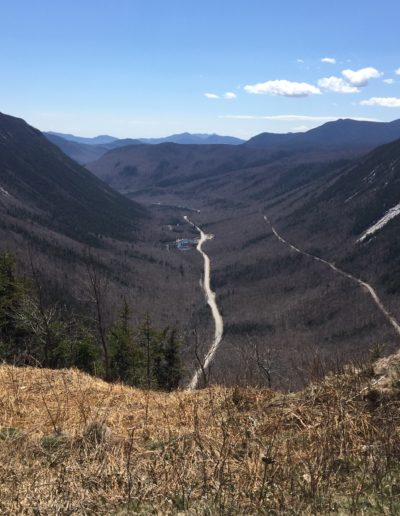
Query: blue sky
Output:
[[1, 0, 400, 138]]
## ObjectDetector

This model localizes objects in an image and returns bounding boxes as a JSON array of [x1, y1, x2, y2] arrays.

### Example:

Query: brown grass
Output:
[[1, 356, 400, 514]]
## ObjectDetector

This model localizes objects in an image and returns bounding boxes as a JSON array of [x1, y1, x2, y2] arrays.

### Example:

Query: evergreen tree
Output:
[[153, 327, 182, 391], [138, 313, 158, 389], [0, 252, 27, 359], [69, 329, 100, 375], [163, 328, 182, 391], [0, 253, 183, 391], [109, 300, 141, 384]]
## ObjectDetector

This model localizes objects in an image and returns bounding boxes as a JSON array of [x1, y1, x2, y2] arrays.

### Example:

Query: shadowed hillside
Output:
[[0, 112, 146, 244], [0, 114, 207, 357]]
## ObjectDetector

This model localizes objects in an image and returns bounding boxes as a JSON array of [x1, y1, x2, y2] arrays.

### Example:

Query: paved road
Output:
[[184, 216, 224, 389]]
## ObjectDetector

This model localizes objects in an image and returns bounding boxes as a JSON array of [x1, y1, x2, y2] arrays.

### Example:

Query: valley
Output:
[[2, 112, 400, 390], [3, 3, 400, 513], [84, 122, 400, 389]]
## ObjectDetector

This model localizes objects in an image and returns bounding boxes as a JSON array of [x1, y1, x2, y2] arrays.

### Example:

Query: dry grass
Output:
[[1, 356, 400, 514]]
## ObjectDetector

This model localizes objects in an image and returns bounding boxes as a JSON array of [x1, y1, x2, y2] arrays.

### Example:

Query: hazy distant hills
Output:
[[48, 130, 244, 147], [46, 120, 400, 168], [44, 131, 245, 164], [53, 120, 400, 152], [45, 133, 144, 164], [47, 131, 118, 145], [140, 132, 244, 145], [45, 133, 113, 165], [246, 118, 400, 150], [0, 113, 146, 245], [86, 121, 386, 200]]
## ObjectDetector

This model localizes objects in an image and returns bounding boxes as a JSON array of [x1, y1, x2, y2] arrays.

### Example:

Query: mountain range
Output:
[[139, 132, 244, 145], [45, 119, 400, 167], [47, 130, 245, 146], [44, 131, 244, 164], [45, 133, 144, 164]]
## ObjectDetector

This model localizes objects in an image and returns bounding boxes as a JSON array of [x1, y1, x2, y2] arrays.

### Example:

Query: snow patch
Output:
[[358, 202, 400, 242], [362, 166, 378, 184], [0, 186, 10, 197], [345, 190, 360, 203]]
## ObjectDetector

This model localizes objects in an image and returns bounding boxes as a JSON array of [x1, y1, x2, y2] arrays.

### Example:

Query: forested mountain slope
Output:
[[0, 113, 146, 244], [0, 114, 204, 369]]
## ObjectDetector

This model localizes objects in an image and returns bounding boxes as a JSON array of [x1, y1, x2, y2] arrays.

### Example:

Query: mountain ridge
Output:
[[45, 130, 245, 146], [0, 112, 146, 244], [245, 118, 400, 149]]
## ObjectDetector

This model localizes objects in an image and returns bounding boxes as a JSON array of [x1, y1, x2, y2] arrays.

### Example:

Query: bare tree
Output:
[[193, 327, 209, 388], [249, 336, 274, 389], [85, 252, 110, 380], [26, 249, 55, 365]]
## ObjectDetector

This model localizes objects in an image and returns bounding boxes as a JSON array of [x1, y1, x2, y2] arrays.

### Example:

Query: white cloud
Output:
[[360, 97, 400, 107], [384, 79, 395, 84], [318, 76, 359, 93], [244, 80, 321, 97], [223, 92, 237, 100], [396, 68, 400, 75], [296, 59, 305, 63], [220, 115, 380, 122], [204, 93, 219, 99], [321, 57, 336, 64], [342, 67, 382, 87]]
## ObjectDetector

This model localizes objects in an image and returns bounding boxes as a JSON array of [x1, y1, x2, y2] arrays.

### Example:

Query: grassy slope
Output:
[[1, 356, 400, 514]]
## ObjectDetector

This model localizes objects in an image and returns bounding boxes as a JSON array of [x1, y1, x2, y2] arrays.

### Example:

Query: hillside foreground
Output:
[[1, 354, 400, 514]]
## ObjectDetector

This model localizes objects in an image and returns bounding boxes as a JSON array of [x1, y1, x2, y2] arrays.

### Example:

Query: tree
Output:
[[139, 313, 156, 389], [158, 328, 182, 391], [109, 300, 140, 384], [85, 253, 111, 380], [138, 317, 183, 390], [0, 252, 183, 391], [69, 328, 100, 375], [0, 252, 26, 358]]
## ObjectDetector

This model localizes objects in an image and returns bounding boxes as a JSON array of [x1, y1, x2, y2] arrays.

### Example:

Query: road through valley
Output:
[[184, 216, 224, 389]]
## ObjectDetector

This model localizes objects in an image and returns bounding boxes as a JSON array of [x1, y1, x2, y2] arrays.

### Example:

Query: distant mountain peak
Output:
[[46, 132, 118, 145]]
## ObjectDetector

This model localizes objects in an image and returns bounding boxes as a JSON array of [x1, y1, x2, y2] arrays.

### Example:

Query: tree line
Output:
[[0, 252, 182, 391]]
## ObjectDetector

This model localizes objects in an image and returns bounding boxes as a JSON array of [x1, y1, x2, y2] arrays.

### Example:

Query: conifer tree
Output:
[[109, 299, 140, 384], [0, 252, 26, 358]]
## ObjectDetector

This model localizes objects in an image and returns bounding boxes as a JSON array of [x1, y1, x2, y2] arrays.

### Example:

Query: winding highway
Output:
[[184, 216, 224, 389], [264, 215, 400, 339]]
